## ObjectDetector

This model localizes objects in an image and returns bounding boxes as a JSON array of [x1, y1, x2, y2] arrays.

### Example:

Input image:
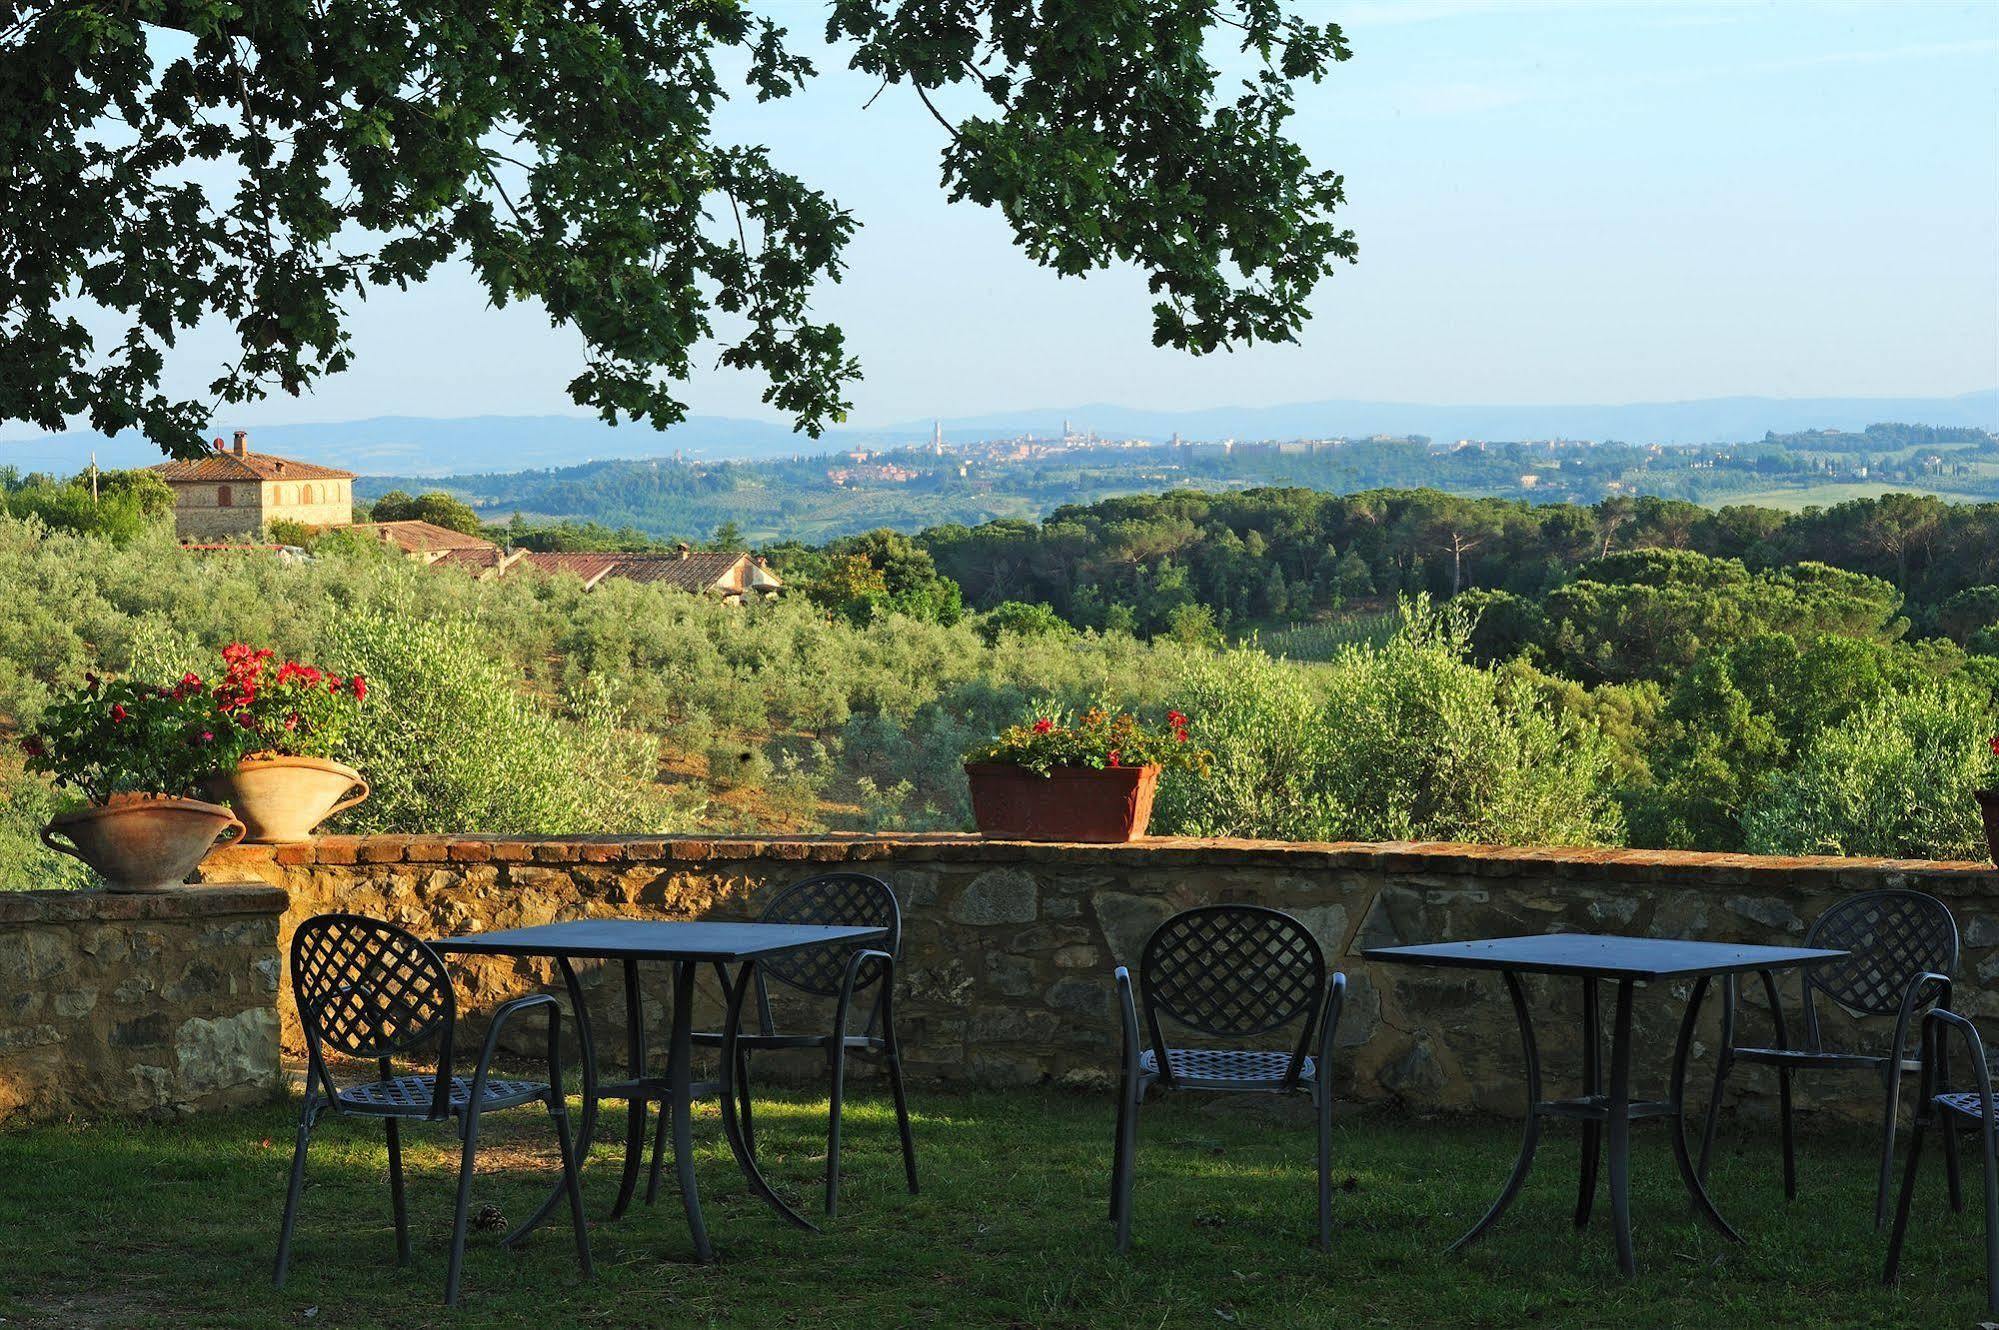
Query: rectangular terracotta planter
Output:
[[964, 762, 1161, 843]]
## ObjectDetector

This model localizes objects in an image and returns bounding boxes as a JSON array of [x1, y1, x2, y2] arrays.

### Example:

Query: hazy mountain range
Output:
[[5, 390, 1994, 477]]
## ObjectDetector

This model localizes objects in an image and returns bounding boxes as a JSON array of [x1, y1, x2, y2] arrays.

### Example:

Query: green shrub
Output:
[[705, 743, 772, 792], [1155, 600, 1626, 847], [1741, 687, 1990, 860], [328, 608, 669, 835], [0, 761, 94, 890]]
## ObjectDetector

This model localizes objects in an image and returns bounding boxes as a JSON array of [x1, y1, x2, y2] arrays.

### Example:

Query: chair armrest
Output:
[[1888, 970, 1953, 1066], [463, 993, 565, 1119], [1114, 966, 1142, 1078], [832, 949, 895, 1041], [1922, 1008, 1996, 1127], [1315, 972, 1349, 1069]]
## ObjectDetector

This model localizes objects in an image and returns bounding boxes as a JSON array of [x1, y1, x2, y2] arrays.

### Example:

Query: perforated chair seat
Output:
[[1140, 1047, 1316, 1090], [1733, 1046, 1895, 1071], [336, 1074, 549, 1116], [1937, 1091, 1998, 1122]]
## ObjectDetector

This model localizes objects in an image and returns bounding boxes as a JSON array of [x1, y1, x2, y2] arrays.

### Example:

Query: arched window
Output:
[[217, 485, 233, 508]]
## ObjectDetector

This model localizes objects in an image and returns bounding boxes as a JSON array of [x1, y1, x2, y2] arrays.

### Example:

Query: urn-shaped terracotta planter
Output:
[[965, 762, 1161, 843], [40, 795, 245, 892], [1977, 789, 1999, 865], [203, 755, 370, 843]]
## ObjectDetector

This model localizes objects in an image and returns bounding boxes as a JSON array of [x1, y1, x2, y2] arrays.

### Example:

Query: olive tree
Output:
[[1, 1, 1355, 457]]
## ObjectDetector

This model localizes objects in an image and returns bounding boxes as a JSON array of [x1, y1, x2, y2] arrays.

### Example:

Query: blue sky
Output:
[[76, 2, 1999, 430]]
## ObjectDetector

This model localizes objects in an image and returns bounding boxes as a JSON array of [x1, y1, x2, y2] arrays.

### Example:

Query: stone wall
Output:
[[196, 835, 1999, 1123], [0, 884, 287, 1126]]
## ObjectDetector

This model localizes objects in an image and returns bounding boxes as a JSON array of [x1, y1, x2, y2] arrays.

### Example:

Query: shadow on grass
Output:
[[0, 1086, 1986, 1329]]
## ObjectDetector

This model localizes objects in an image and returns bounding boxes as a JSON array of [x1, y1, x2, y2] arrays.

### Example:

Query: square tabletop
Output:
[[433, 918, 887, 963], [1362, 933, 1846, 981]]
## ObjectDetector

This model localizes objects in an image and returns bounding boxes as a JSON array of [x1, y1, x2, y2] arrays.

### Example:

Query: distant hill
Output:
[[5, 390, 1994, 475], [890, 390, 1999, 448]]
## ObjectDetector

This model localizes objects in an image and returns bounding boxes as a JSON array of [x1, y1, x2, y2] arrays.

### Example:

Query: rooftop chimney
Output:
[[676, 542, 692, 560], [232, 429, 248, 456]]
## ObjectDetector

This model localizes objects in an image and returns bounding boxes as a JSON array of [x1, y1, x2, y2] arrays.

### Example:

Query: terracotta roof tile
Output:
[[431, 546, 524, 576], [517, 552, 621, 586], [604, 551, 753, 591], [338, 520, 494, 553], [151, 451, 356, 482]]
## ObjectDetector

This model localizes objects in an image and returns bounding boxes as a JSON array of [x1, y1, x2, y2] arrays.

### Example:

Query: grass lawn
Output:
[[0, 1084, 1984, 1328]]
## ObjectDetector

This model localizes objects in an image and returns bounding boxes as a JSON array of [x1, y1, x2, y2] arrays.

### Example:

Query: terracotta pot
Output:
[[203, 755, 370, 844], [1977, 789, 1999, 866], [41, 795, 245, 892], [965, 762, 1161, 843]]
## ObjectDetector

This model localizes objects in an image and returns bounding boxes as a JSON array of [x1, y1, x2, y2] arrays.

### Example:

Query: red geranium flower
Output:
[[1107, 749, 1121, 767], [1032, 717, 1053, 734], [1989, 736, 1999, 757], [109, 703, 128, 723], [350, 676, 368, 702]]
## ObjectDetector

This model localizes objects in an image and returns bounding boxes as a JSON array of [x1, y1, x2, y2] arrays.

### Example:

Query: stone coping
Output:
[[0, 882, 288, 926], [202, 834, 1999, 893]]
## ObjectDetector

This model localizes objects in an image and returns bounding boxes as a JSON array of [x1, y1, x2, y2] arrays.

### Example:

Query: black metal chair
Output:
[[1110, 904, 1347, 1252], [274, 913, 592, 1307], [1884, 1006, 1996, 1317], [1696, 888, 1957, 1226], [688, 872, 917, 1217]]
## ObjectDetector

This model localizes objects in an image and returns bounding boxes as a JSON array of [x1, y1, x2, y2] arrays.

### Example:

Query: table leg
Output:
[[665, 960, 714, 1261], [1450, 970, 1542, 1252], [1576, 975, 1602, 1229], [503, 956, 597, 1249], [609, 957, 648, 1220], [1669, 974, 1744, 1242], [1607, 979, 1636, 1276], [719, 958, 820, 1233]]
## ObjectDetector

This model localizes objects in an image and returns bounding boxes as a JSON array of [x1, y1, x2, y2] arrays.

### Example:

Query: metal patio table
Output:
[[435, 918, 888, 1260], [1362, 933, 1846, 1275]]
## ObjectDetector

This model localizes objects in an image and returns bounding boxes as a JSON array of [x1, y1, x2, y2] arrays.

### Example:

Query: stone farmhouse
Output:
[[155, 432, 779, 600], [346, 522, 781, 601], [150, 431, 355, 537], [510, 545, 783, 600]]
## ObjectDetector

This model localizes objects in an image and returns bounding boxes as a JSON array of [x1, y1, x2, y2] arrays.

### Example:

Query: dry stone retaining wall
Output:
[[191, 835, 1999, 1125], [0, 885, 286, 1125]]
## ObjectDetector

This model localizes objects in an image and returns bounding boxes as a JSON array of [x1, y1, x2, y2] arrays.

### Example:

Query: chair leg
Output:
[[737, 1047, 757, 1160], [1945, 1117, 1965, 1214], [644, 1097, 671, 1206], [884, 1041, 918, 1194], [1982, 1127, 1999, 1318], [552, 1102, 594, 1280], [1315, 1079, 1334, 1252], [1884, 1118, 1927, 1286], [444, 1107, 484, 1308], [1777, 1067, 1797, 1200], [1876, 1061, 1903, 1230], [1110, 1074, 1130, 1223], [1114, 1079, 1142, 1253], [825, 1038, 850, 1217], [273, 1100, 316, 1288], [1697, 1051, 1731, 1188], [385, 1117, 411, 1266]]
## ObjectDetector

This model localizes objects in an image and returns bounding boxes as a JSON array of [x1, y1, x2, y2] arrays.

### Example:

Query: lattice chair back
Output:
[[291, 913, 456, 1104], [756, 873, 901, 998], [1139, 905, 1327, 1084], [1803, 889, 1958, 1019]]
